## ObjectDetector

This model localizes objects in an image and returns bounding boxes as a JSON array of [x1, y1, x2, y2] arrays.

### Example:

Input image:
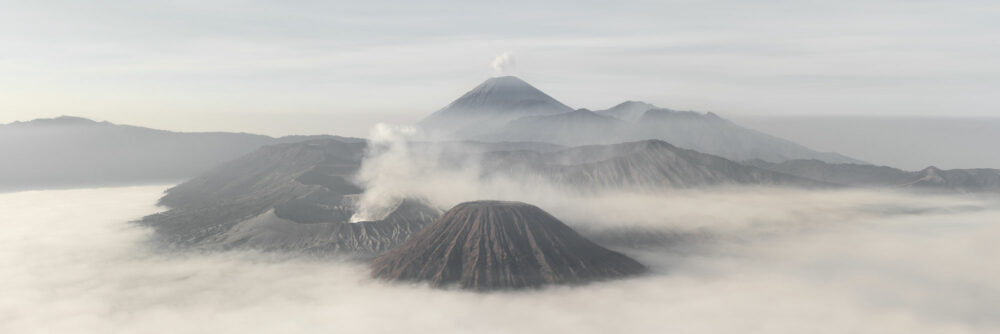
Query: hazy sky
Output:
[[2, 0, 999, 136]]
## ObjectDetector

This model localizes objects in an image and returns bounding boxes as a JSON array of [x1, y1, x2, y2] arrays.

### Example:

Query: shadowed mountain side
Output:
[[0, 116, 359, 191], [745, 159, 1000, 193], [481, 140, 831, 192], [371, 201, 647, 290]]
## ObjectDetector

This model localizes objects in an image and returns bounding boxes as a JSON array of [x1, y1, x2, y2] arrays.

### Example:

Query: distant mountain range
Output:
[[0, 116, 355, 191], [420, 76, 863, 164], [745, 159, 1000, 193]]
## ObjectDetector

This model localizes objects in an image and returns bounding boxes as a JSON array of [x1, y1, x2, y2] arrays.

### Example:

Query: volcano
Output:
[[140, 139, 441, 255], [419, 76, 573, 136], [370, 201, 647, 290]]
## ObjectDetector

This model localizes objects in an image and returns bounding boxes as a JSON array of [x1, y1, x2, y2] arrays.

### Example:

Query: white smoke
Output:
[[348, 124, 492, 222], [348, 123, 419, 222], [490, 52, 516, 76]]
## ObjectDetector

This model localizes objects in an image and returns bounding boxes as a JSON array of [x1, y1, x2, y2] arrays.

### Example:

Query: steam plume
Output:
[[349, 123, 420, 222], [491, 52, 516, 76]]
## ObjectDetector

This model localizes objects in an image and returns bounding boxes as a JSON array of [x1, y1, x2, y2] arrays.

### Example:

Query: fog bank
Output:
[[1, 186, 998, 333]]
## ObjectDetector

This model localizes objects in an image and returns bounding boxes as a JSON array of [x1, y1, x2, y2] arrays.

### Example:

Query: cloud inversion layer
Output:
[[1, 185, 997, 333]]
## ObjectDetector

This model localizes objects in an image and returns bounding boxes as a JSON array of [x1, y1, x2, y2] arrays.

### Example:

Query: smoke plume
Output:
[[491, 52, 516, 76], [349, 123, 421, 222]]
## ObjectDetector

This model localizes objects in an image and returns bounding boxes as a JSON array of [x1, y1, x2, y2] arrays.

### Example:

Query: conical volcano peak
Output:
[[482, 75, 531, 86], [445, 76, 571, 113], [475, 76, 543, 92], [371, 200, 647, 290], [419, 76, 573, 134]]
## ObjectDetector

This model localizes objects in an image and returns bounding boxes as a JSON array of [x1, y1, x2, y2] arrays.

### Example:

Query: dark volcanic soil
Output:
[[370, 201, 647, 290]]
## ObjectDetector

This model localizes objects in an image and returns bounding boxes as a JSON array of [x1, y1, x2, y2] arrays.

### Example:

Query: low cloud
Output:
[[1, 180, 999, 333]]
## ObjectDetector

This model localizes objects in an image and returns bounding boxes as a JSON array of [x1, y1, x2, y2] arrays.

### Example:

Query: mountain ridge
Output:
[[0, 116, 359, 191], [745, 159, 1000, 192], [419, 76, 864, 164], [482, 139, 832, 192]]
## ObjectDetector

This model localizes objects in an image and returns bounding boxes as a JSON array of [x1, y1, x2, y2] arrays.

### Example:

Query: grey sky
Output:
[[2, 0, 999, 136]]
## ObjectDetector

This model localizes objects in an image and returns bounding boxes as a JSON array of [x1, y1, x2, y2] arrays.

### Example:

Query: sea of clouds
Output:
[[1, 184, 998, 333]]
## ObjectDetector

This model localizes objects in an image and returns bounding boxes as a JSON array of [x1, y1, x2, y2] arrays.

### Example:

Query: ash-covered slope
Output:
[[371, 201, 647, 290], [483, 140, 830, 192], [419, 76, 573, 136], [0, 116, 354, 191], [140, 139, 440, 255], [745, 159, 1000, 192]]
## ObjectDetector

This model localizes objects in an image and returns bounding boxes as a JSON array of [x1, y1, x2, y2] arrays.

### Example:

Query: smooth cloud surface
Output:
[[1, 185, 999, 333]]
